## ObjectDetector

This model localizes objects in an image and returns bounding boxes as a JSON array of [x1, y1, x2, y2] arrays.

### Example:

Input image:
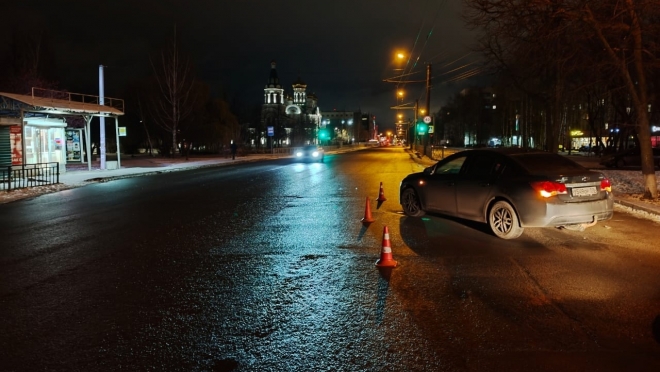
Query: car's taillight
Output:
[[531, 181, 567, 198], [600, 178, 612, 192]]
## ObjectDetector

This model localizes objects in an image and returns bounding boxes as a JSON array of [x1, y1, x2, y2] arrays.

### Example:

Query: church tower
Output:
[[292, 76, 307, 106], [261, 60, 287, 146], [264, 60, 284, 104]]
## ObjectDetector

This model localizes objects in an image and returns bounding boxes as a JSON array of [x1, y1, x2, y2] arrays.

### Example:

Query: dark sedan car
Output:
[[294, 145, 324, 162], [400, 148, 614, 239], [599, 147, 660, 168]]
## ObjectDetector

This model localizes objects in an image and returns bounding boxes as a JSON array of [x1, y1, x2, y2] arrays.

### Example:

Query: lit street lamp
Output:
[[348, 119, 354, 144], [341, 120, 345, 144]]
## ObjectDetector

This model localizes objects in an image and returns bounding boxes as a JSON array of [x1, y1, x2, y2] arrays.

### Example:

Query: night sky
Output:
[[1, 0, 479, 129]]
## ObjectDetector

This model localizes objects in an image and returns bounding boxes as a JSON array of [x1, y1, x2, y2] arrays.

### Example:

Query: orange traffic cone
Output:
[[377, 182, 387, 202], [361, 197, 375, 224], [375, 226, 397, 268]]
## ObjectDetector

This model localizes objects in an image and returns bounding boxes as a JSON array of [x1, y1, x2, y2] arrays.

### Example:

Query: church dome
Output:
[[292, 75, 307, 88]]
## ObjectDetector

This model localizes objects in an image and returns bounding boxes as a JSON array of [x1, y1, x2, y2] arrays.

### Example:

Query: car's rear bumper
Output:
[[518, 195, 614, 227]]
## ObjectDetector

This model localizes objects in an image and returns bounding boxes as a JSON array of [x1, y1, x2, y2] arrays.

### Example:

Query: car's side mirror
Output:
[[424, 166, 434, 175]]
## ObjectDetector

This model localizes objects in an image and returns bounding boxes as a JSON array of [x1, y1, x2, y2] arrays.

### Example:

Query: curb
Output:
[[613, 198, 660, 217], [63, 156, 271, 185]]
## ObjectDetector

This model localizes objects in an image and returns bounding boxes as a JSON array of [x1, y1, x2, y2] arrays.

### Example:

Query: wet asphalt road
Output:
[[1, 147, 660, 371]]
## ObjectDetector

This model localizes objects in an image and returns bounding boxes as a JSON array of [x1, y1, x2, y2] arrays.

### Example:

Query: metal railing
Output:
[[0, 163, 60, 191], [31, 87, 125, 113]]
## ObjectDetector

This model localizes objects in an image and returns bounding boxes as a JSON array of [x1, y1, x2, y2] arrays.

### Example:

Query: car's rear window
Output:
[[511, 153, 585, 172]]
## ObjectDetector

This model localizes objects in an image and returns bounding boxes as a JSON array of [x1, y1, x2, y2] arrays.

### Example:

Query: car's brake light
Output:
[[600, 178, 612, 192], [531, 181, 567, 198]]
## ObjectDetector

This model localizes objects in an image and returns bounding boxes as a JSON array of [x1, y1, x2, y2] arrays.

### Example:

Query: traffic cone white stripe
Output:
[[377, 182, 387, 202], [375, 225, 397, 268]]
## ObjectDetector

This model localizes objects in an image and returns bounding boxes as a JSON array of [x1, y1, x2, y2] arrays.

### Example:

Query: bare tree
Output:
[[149, 26, 196, 156], [464, 0, 659, 199], [580, 0, 660, 198]]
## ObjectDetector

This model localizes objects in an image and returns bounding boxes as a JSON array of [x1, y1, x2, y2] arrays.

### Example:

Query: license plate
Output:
[[572, 186, 598, 197]]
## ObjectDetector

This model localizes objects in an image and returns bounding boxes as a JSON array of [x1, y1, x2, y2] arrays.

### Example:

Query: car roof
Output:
[[450, 148, 585, 172], [458, 148, 550, 156], [456, 147, 552, 156]]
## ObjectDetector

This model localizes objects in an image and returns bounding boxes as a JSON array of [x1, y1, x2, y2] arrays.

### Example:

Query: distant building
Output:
[[319, 110, 364, 145], [257, 61, 322, 147]]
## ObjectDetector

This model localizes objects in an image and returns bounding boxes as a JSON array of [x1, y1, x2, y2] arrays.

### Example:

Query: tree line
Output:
[[434, 0, 659, 199]]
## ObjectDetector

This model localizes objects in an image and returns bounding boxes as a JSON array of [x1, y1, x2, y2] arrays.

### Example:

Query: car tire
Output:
[[401, 188, 425, 217], [488, 201, 523, 239]]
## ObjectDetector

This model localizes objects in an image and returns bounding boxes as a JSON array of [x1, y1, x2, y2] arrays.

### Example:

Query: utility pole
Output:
[[413, 100, 418, 149], [99, 65, 106, 170], [424, 63, 432, 153], [426, 63, 432, 114]]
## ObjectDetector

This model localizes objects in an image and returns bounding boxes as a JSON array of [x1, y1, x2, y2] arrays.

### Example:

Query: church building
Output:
[[259, 61, 322, 147]]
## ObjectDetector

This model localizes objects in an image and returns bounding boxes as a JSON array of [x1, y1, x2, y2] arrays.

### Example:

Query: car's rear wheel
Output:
[[488, 201, 523, 239], [401, 188, 425, 217]]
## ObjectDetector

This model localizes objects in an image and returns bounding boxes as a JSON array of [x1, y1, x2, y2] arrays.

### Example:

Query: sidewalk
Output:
[[59, 153, 272, 186], [564, 154, 660, 221]]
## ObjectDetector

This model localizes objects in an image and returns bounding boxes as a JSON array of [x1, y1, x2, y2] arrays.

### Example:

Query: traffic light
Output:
[[416, 123, 428, 135], [318, 129, 329, 140]]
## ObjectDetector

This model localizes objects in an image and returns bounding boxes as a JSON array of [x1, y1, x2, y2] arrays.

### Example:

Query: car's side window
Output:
[[464, 155, 500, 177], [435, 156, 467, 175]]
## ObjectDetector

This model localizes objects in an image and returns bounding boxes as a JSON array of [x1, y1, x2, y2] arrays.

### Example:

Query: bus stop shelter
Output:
[[0, 88, 125, 171]]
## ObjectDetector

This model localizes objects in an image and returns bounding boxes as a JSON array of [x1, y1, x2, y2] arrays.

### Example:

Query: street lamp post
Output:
[[384, 52, 433, 152], [348, 119, 353, 144], [341, 120, 345, 145]]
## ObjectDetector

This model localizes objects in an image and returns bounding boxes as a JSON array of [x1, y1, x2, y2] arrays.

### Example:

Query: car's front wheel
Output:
[[401, 188, 425, 217], [488, 201, 523, 239]]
